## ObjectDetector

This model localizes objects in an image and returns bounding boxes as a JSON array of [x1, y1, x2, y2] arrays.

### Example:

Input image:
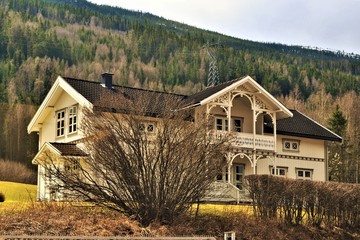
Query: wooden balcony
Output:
[[211, 131, 275, 151]]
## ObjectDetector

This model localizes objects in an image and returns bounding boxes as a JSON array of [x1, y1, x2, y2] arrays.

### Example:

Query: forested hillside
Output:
[[0, 0, 359, 182]]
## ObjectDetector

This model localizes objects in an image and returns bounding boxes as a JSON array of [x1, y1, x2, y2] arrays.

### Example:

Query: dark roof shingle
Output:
[[183, 78, 242, 105], [63, 77, 341, 142], [49, 142, 87, 156], [267, 110, 342, 142], [63, 77, 187, 114]]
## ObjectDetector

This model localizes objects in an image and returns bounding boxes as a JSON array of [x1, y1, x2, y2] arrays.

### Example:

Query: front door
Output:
[[233, 164, 244, 190]]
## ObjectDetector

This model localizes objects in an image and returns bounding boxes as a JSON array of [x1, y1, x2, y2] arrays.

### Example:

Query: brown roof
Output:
[[49, 142, 87, 156]]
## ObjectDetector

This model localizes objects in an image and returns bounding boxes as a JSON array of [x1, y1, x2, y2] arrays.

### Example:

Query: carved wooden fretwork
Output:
[[214, 93, 229, 105], [254, 96, 268, 110], [236, 85, 251, 92]]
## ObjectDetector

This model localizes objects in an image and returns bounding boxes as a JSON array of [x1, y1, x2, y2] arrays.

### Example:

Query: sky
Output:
[[88, 0, 360, 55]]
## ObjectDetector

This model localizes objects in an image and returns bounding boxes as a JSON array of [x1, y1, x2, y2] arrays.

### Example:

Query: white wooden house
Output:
[[28, 73, 342, 202]]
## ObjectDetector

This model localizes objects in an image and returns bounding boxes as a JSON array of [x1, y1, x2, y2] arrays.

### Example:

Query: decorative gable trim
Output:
[[199, 76, 293, 119], [31, 142, 62, 164], [27, 76, 92, 134]]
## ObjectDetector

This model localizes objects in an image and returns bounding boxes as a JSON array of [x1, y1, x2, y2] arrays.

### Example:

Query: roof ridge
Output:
[[62, 76, 188, 97], [49, 142, 77, 146]]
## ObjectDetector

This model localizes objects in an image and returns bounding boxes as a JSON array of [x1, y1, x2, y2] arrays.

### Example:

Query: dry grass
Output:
[[0, 203, 358, 239], [0, 182, 358, 239]]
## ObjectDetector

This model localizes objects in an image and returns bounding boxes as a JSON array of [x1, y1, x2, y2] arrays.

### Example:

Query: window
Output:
[[56, 105, 78, 137], [270, 166, 288, 177], [139, 122, 156, 134], [56, 110, 65, 137], [68, 106, 77, 134], [283, 139, 300, 152], [233, 119, 242, 132], [215, 117, 242, 132], [216, 118, 228, 131], [64, 161, 79, 174], [296, 169, 313, 180], [216, 167, 229, 182]]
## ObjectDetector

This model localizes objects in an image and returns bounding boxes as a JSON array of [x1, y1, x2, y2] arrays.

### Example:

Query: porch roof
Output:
[[49, 142, 88, 156]]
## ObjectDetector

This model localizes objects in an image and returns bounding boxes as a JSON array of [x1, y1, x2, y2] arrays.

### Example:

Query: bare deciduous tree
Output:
[[41, 92, 228, 225]]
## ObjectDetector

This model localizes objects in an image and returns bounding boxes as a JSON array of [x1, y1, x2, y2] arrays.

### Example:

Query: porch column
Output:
[[252, 152, 256, 174], [252, 95, 257, 175], [227, 92, 232, 132], [227, 152, 233, 184], [273, 113, 277, 174], [252, 96, 256, 150]]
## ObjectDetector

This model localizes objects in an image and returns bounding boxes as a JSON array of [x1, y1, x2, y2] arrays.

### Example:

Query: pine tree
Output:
[[328, 105, 347, 137]]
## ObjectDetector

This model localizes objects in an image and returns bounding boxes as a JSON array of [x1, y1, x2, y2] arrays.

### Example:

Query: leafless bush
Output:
[[40, 92, 229, 225], [0, 159, 36, 184], [245, 175, 360, 228]]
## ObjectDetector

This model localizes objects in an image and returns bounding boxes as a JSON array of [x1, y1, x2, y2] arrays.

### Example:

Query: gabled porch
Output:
[[197, 77, 292, 204]]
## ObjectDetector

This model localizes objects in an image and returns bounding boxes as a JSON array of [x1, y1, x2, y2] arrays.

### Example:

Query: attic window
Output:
[[56, 110, 65, 137], [283, 139, 300, 152], [68, 106, 77, 134], [139, 122, 156, 134]]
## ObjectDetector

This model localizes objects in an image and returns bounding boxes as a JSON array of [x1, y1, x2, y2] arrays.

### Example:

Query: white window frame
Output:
[[215, 117, 228, 131], [215, 117, 243, 132], [68, 106, 77, 134], [216, 166, 229, 182], [296, 168, 313, 180], [270, 166, 288, 177], [56, 109, 65, 137], [283, 139, 300, 152]]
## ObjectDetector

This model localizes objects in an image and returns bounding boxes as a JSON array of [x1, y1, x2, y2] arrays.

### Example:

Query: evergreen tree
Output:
[[328, 105, 347, 137]]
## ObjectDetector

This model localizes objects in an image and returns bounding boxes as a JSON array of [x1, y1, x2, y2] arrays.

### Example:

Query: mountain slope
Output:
[[0, 0, 359, 106]]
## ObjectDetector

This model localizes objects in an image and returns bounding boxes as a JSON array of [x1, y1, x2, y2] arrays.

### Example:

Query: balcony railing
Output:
[[211, 131, 275, 151]]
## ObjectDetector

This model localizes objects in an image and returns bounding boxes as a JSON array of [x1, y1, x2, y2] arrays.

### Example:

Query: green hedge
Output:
[[245, 175, 360, 228]]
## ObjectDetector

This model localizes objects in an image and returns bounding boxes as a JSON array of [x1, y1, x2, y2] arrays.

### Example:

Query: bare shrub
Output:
[[245, 175, 360, 228], [0, 159, 37, 184], [40, 92, 229, 225]]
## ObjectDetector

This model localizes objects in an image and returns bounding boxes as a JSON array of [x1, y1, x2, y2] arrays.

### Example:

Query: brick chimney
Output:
[[101, 72, 113, 89]]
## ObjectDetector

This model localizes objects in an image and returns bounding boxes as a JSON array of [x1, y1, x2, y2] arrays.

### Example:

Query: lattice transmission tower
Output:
[[203, 41, 222, 87]]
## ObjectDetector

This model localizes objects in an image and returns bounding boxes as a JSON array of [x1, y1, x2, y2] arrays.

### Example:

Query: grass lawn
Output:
[[0, 181, 253, 216], [0, 181, 37, 212], [194, 203, 253, 215], [0, 181, 37, 202]]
